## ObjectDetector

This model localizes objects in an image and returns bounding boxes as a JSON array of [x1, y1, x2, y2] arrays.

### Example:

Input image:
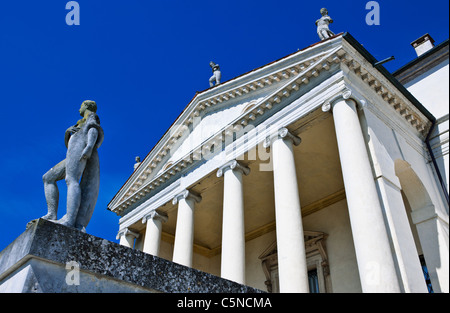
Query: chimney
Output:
[[411, 33, 435, 57]]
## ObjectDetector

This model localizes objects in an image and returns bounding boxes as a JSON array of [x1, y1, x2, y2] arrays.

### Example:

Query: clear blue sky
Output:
[[0, 0, 448, 251]]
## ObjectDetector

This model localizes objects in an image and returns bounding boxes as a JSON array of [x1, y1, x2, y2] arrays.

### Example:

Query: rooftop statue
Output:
[[27, 100, 104, 232], [315, 8, 335, 40], [134, 156, 141, 170], [209, 61, 221, 87]]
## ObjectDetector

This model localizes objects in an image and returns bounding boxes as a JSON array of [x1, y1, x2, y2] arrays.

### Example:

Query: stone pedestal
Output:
[[0, 219, 262, 293]]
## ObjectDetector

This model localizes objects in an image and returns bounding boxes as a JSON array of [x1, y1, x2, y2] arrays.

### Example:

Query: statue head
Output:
[[79, 100, 97, 116], [320, 8, 328, 16], [210, 61, 216, 67]]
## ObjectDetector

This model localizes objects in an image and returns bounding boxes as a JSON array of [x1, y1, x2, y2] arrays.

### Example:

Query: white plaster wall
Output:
[[432, 118, 450, 195], [302, 200, 362, 293], [403, 60, 449, 196], [245, 231, 276, 291], [404, 60, 449, 119], [362, 105, 447, 217], [158, 239, 173, 262], [405, 59, 450, 192]]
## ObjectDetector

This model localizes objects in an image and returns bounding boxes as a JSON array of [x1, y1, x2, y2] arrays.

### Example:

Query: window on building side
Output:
[[419, 255, 434, 293]]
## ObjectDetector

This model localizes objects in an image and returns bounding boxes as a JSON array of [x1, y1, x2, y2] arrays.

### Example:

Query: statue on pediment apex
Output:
[[316, 8, 335, 40]]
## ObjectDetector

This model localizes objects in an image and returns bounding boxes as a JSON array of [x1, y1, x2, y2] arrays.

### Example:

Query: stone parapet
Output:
[[0, 219, 263, 293]]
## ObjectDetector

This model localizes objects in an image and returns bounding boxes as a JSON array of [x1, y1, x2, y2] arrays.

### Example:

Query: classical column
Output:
[[142, 210, 168, 256], [269, 127, 309, 293], [217, 160, 250, 284], [116, 228, 140, 249], [172, 190, 202, 267], [324, 90, 401, 292]]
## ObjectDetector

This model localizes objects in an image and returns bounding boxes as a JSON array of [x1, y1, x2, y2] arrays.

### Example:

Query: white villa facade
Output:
[[108, 33, 449, 293]]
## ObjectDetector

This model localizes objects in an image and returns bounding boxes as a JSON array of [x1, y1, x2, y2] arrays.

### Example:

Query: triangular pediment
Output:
[[109, 37, 345, 214], [108, 33, 433, 216]]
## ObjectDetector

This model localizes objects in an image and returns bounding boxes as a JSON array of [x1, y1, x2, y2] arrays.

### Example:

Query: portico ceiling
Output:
[[146, 112, 345, 256]]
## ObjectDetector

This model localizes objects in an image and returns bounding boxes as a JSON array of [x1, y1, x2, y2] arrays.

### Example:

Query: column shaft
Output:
[[172, 190, 201, 267], [332, 97, 400, 292], [271, 129, 309, 293], [117, 228, 139, 249], [119, 233, 135, 248], [218, 160, 249, 284], [142, 211, 168, 256]]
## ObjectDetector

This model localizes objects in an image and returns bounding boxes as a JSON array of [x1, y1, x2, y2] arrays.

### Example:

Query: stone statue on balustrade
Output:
[[315, 8, 335, 40], [27, 100, 104, 232], [209, 61, 221, 87]]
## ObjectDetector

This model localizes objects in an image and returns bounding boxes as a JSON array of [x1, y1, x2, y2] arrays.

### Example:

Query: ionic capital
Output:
[[142, 210, 168, 224], [172, 189, 202, 205], [322, 88, 353, 112], [264, 128, 301, 147], [116, 227, 140, 240], [278, 127, 302, 145], [217, 160, 250, 178]]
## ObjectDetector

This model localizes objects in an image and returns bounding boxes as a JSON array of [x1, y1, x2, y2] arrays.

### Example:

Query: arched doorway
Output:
[[395, 159, 449, 292]]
